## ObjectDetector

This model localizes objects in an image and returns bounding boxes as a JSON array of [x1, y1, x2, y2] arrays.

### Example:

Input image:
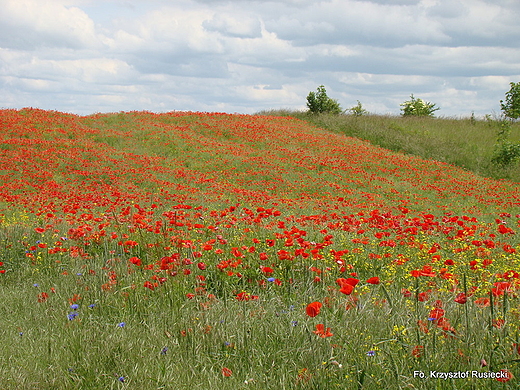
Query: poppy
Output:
[[306, 301, 322, 317], [313, 324, 333, 338], [128, 256, 142, 266], [454, 293, 467, 304], [222, 367, 233, 377], [496, 369, 513, 382], [411, 345, 424, 358], [428, 308, 445, 320], [337, 277, 358, 295], [366, 276, 380, 285]]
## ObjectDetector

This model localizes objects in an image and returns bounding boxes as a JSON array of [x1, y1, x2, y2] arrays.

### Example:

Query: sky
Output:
[[1, 0, 519, 117]]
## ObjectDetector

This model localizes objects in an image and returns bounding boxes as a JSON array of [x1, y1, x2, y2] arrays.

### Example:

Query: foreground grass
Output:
[[1, 211, 519, 390], [256, 110, 520, 182]]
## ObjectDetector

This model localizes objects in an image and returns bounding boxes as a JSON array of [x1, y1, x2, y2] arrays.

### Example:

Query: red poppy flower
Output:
[[366, 276, 380, 285], [474, 297, 490, 307], [337, 277, 358, 295], [313, 324, 333, 338], [496, 369, 513, 382], [339, 284, 354, 295], [37, 292, 49, 303], [411, 345, 424, 358], [336, 277, 359, 287], [428, 308, 445, 320], [128, 256, 142, 266], [306, 301, 322, 317], [454, 293, 467, 304], [221, 367, 233, 377]]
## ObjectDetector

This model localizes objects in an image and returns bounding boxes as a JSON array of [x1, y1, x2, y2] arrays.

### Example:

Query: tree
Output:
[[500, 82, 520, 120], [306, 85, 342, 114], [348, 100, 368, 116], [400, 94, 439, 117]]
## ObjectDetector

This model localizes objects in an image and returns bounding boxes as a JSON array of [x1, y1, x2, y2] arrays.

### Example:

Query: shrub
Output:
[[491, 119, 520, 166], [306, 85, 342, 114], [400, 94, 439, 117], [348, 100, 368, 116], [500, 81, 520, 120]]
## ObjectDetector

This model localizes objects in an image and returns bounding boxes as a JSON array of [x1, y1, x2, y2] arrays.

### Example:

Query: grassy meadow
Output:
[[258, 110, 520, 182], [0, 108, 520, 389]]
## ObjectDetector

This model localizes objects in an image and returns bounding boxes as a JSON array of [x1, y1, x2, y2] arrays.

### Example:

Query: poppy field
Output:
[[1, 108, 520, 389]]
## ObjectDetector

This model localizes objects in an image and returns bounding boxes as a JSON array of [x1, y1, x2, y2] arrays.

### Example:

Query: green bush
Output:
[[400, 94, 439, 117], [348, 100, 368, 116], [500, 81, 520, 120], [306, 85, 342, 114], [491, 119, 520, 166]]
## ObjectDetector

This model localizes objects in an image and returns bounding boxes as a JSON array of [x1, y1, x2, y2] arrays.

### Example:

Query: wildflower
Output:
[[454, 292, 467, 304], [37, 292, 49, 303], [68, 312, 78, 321], [128, 256, 142, 266], [337, 277, 358, 295], [306, 301, 322, 317], [291, 321, 298, 326], [428, 308, 444, 321], [70, 304, 79, 310], [366, 277, 380, 285], [118, 376, 125, 382], [160, 347, 168, 355], [313, 324, 333, 338], [496, 369, 513, 382], [366, 350, 375, 356], [117, 322, 126, 327], [493, 319, 505, 329], [222, 367, 233, 377], [411, 345, 424, 358]]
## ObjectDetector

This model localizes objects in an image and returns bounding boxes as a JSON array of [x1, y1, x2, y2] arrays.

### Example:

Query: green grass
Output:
[[256, 110, 520, 182]]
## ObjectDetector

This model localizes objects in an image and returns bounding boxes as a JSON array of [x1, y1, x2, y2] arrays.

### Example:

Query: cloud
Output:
[[0, 0, 101, 50], [0, 0, 519, 116]]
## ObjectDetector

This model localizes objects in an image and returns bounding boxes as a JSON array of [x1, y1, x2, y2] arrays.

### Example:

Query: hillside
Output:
[[1, 108, 520, 389], [1, 108, 519, 219]]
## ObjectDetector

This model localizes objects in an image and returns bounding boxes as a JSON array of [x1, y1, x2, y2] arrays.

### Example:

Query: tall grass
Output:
[[2, 217, 519, 390], [256, 110, 520, 182]]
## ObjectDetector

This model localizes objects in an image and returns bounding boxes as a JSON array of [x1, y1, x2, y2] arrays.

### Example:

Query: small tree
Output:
[[306, 85, 342, 114], [348, 100, 368, 116], [400, 94, 439, 117], [500, 82, 520, 120]]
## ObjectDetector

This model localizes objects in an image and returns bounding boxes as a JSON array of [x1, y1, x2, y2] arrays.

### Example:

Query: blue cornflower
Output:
[[291, 321, 298, 326], [88, 304, 96, 308], [117, 322, 126, 328], [33, 283, 39, 287], [366, 350, 376, 357], [68, 312, 78, 321], [160, 347, 168, 355], [118, 376, 125, 382], [70, 304, 79, 310], [267, 277, 275, 282]]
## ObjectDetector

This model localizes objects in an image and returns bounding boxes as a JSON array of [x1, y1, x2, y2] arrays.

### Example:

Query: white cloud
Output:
[[0, 0, 101, 50], [0, 0, 519, 116]]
